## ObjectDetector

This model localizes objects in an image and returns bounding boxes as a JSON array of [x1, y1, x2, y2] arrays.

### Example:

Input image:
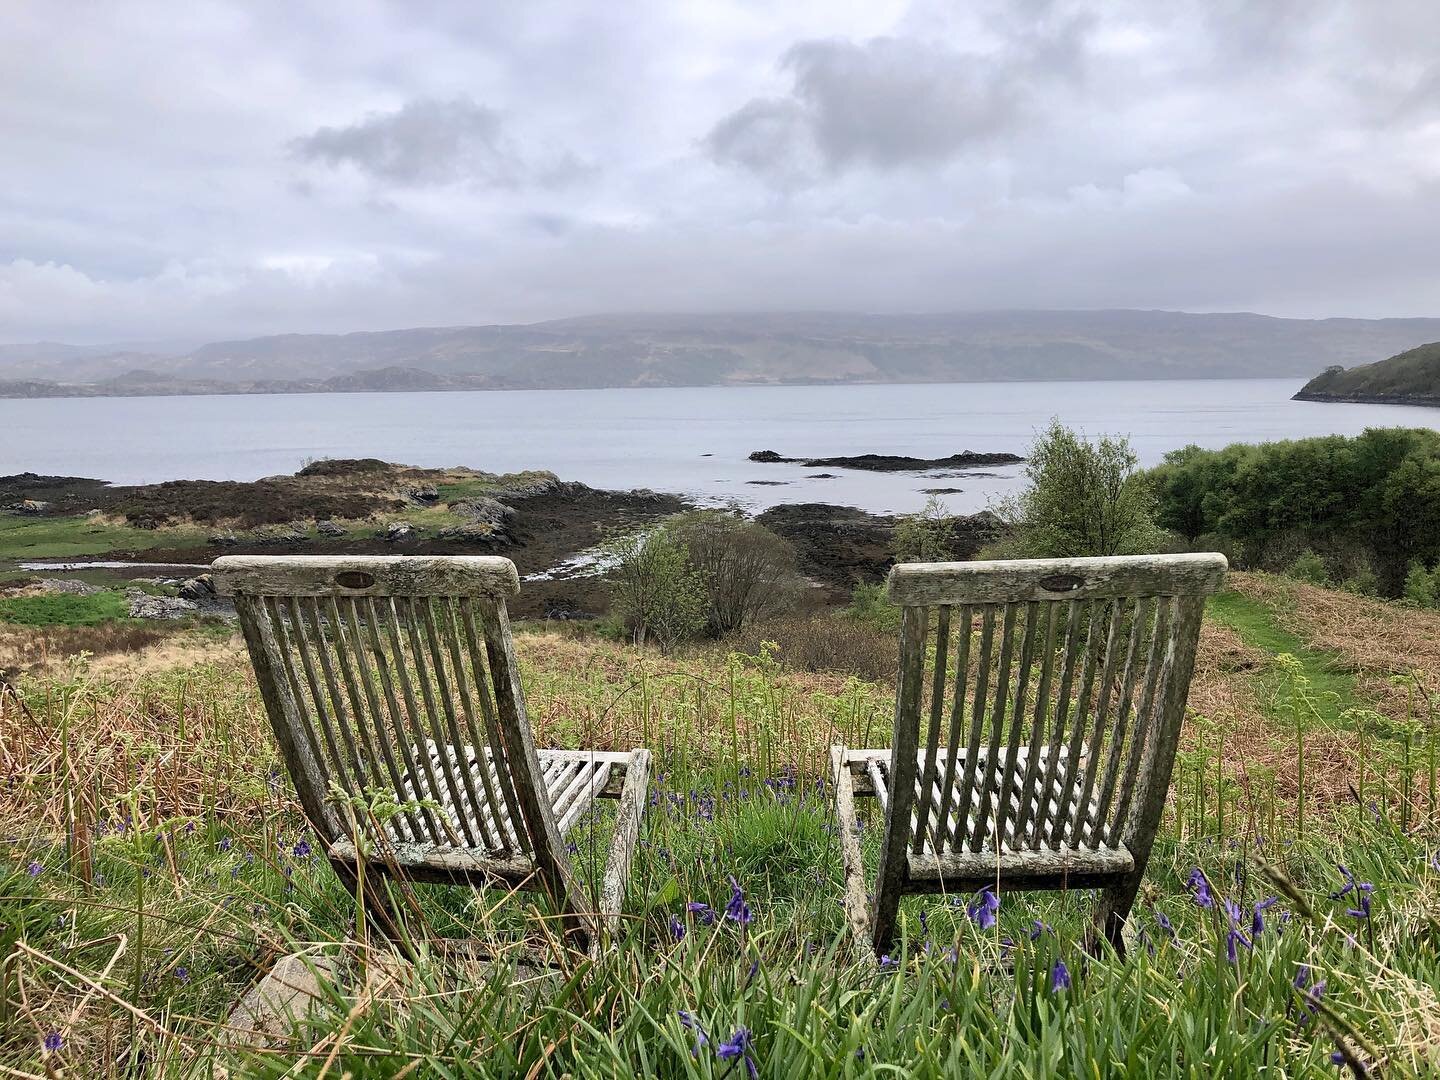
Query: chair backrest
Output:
[[213, 555, 564, 864], [884, 553, 1225, 862]]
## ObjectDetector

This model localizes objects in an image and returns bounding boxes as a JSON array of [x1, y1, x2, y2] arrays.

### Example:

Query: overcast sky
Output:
[[3, 0, 1439, 344]]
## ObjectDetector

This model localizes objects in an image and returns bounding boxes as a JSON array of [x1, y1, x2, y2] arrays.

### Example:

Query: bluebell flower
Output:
[[678, 1010, 707, 1055], [686, 901, 715, 925], [966, 886, 999, 930], [26, 861, 42, 877], [717, 1027, 757, 1078], [1050, 958, 1071, 991], [217, 836, 232, 852], [1029, 920, 1051, 941], [174, 967, 190, 982], [725, 876, 753, 926], [1252, 897, 1279, 936], [669, 915, 686, 941], [1187, 868, 1214, 909], [43, 1032, 62, 1052], [1346, 892, 1372, 922], [1155, 911, 1175, 938]]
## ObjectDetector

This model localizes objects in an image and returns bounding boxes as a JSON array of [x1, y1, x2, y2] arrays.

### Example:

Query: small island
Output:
[[749, 449, 1023, 471], [1294, 341, 1440, 407]]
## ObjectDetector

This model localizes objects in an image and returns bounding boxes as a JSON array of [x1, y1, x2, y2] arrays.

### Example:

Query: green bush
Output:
[[845, 582, 901, 633], [894, 496, 959, 563], [0, 590, 130, 626], [1285, 550, 1330, 586], [1403, 560, 1440, 608]]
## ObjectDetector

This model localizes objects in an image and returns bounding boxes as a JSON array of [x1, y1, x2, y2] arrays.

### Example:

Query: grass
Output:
[[0, 514, 206, 562], [0, 579, 1438, 1075], [0, 590, 131, 627]]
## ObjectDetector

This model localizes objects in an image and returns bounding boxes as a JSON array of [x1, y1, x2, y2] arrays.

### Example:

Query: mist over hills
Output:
[[4, 309, 1440, 398]]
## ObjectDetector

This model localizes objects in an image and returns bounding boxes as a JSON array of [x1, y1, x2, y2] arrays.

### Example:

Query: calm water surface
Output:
[[3, 379, 1436, 515]]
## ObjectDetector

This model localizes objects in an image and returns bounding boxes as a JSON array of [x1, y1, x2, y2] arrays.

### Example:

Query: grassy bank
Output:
[[1, 576, 1438, 1075]]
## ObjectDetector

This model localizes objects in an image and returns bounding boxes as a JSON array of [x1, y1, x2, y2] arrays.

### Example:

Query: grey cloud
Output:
[[291, 96, 590, 189], [707, 26, 1083, 185]]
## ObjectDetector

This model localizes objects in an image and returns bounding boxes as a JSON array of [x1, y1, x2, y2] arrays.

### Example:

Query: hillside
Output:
[[6, 309, 1440, 397], [1293, 340, 1440, 406]]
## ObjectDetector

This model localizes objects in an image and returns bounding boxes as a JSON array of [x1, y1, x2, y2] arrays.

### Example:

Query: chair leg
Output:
[[1091, 873, 1140, 959], [831, 747, 875, 964], [595, 749, 651, 955]]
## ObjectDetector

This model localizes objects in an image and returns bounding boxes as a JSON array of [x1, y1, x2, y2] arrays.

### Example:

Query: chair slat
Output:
[[292, 597, 373, 797], [971, 602, 1018, 853], [1047, 599, 1103, 849], [932, 604, 972, 852], [950, 605, 995, 853], [1030, 599, 1083, 849], [458, 597, 531, 854], [912, 606, 951, 855], [1060, 598, 1126, 848], [1086, 596, 1153, 846], [1011, 602, 1059, 846], [992, 601, 1040, 848], [1107, 595, 1174, 847]]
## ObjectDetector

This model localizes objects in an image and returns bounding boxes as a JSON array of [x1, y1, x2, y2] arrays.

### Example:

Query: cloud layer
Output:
[[2, 0, 1439, 344]]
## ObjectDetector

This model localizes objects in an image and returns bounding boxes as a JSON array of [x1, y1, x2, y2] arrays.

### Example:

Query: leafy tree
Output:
[[1404, 560, 1440, 608], [994, 419, 1167, 559], [605, 529, 707, 651], [660, 510, 803, 635]]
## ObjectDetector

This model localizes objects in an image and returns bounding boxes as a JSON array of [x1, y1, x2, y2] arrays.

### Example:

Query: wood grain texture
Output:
[[213, 555, 520, 599], [886, 553, 1227, 606]]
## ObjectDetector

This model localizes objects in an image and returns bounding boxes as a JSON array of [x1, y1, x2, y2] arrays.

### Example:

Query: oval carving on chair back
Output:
[[334, 570, 376, 590], [1037, 573, 1085, 593]]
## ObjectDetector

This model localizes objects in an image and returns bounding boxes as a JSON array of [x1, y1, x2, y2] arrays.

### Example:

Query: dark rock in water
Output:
[[381, 521, 415, 543], [806, 473, 838, 479], [316, 519, 346, 537], [750, 449, 1023, 472], [451, 496, 517, 532], [3, 499, 49, 515], [177, 574, 216, 601], [921, 487, 965, 495], [127, 589, 198, 619], [700, 453, 714, 457], [745, 480, 789, 486], [757, 503, 1004, 599]]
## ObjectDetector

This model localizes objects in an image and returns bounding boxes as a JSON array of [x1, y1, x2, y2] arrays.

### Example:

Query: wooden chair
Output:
[[213, 554, 650, 954], [832, 553, 1225, 960]]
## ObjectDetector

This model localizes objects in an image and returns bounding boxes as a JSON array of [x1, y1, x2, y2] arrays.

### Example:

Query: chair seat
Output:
[[840, 746, 1134, 882], [329, 745, 631, 873]]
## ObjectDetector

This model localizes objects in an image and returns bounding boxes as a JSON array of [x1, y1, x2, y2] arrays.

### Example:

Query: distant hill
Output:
[[6, 309, 1440, 399], [1294, 342, 1440, 407]]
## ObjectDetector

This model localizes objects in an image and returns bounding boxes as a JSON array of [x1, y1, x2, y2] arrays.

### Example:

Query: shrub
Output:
[[993, 419, 1167, 559], [605, 530, 707, 651], [1339, 568, 1380, 597], [1285, 550, 1330, 586], [846, 582, 901, 634], [661, 511, 805, 635], [894, 496, 958, 562], [1403, 560, 1440, 608]]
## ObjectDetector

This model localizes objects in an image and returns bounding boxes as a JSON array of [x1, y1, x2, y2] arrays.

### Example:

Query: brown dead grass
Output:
[[1232, 571, 1440, 724]]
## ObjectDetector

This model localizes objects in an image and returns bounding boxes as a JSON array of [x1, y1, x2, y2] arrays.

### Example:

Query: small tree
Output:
[[894, 496, 957, 563], [994, 419, 1167, 559], [661, 510, 804, 635], [606, 530, 706, 651], [1286, 550, 1330, 586], [1404, 560, 1439, 608]]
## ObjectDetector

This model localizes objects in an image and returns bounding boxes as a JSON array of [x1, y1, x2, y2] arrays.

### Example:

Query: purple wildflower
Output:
[[879, 954, 897, 970], [217, 836, 232, 852], [717, 1027, 757, 1079], [1155, 910, 1176, 939], [293, 840, 312, 859], [725, 876, 753, 926], [1051, 958, 1071, 991], [174, 967, 189, 982], [1346, 892, 1372, 922], [678, 1011, 707, 1055], [686, 901, 715, 926], [26, 861, 42, 877], [966, 886, 999, 931], [1331, 1051, 1346, 1066], [43, 1031, 62, 1053], [1187, 868, 1214, 909], [1029, 920, 1051, 941], [1252, 897, 1279, 936], [669, 915, 686, 941]]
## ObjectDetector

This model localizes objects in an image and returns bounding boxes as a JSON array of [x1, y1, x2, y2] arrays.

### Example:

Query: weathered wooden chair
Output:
[[213, 554, 650, 954], [832, 553, 1225, 959]]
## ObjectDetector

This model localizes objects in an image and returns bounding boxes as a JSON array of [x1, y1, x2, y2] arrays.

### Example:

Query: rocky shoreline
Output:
[[2, 458, 1007, 619]]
